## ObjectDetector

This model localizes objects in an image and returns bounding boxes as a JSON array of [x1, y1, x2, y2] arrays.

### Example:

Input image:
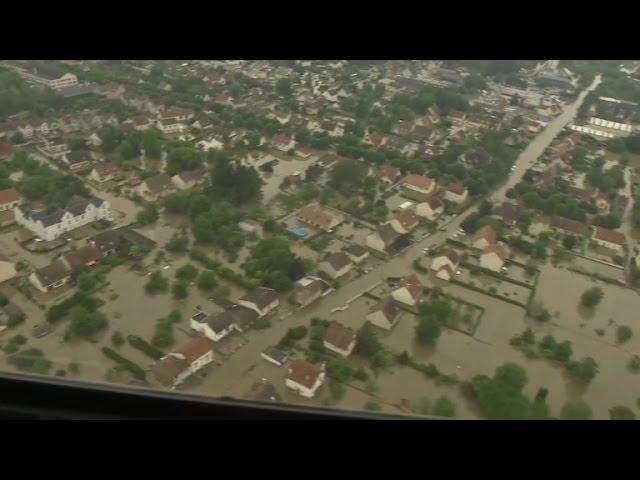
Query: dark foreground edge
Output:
[[0, 372, 418, 420]]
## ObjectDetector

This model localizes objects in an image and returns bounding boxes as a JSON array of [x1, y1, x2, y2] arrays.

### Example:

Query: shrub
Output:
[[617, 326, 633, 344], [175, 264, 198, 281], [101, 347, 146, 380], [4, 343, 19, 354], [610, 405, 636, 420], [145, 271, 168, 294], [172, 280, 189, 299], [432, 396, 456, 418], [152, 328, 175, 349], [68, 361, 80, 374], [363, 401, 381, 411], [253, 317, 271, 330], [9, 334, 27, 345], [197, 270, 218, 291], [168, 310, 182, 323], [111, 331, 125, 347], [581, 287, 603, 308], [353, 367, 369, 382], [628, 355, 640, 373], [128, 335, 165, 360]]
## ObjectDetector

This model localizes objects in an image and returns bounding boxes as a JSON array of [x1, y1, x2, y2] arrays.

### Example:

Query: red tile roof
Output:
[[394, 275, 423, 300], [324, 322, 355, 351], [473, 224, 498, 244], [482, 242, 510, 262], [404, 173, 434, 191], [593, 227, 626, 246], [178, 336, 214, 364], [287, 359, 323, 389], [0, 188, 21, 206]]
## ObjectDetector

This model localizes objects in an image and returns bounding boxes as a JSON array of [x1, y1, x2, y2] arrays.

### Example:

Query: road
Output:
[[188, 76, 604, 398]]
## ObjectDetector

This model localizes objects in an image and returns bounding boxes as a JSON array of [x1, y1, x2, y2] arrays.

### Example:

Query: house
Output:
[[63, 150, 93, 172], [293, 276, 331, 307], [15, 196, 112, 242], [157, 118, 185, 135], [366, 296, 402, 330], [391, 274, 423, 307], [472, 224, 498, 250], [196, 136, 225, 152], [136, 174, 177, 202], [285, 359, 325, 398], [37, 137, 70, 158], [416, 197, 444, 221], [342, 244, 370, 264], [90, 229, 122, 256], [297, 203, 344, 232], [388, 209, 420, 234], [366, 223, 401, 255], [378, 164, 401, 185], [261, 346, 289, 366], [318, 252, 353, 279], [0, 141, 15, 159], [592, 227, 626, 252], [89, 163, 119, 184], [296, 146, 316, 160], [171, 170, 205, 191], [444, 183, 468, 204], [493, 202, 523, 227], [16, 66, 78, 90], [60, 245, 103, 271], [244, 380, 282, 402], [271, 134, 296, 152], [162, 106, 195, 123], [430, 250, 460, 281], [190, 310, 240, 342], [151, 336, 214, 390], [0, 188, 22, 211], [323, 321, 356, 357], [402, 173, 436, 198], [132, 116, 153, 131], [550, 216, 585, 236], [480, 242, 510, 272], [238, 287, 279, 318], [29, 260, 71, 293], [0, 254, 17, 284]]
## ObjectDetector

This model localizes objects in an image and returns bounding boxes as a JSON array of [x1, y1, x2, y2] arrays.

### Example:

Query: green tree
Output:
[[609, 405, 636, 420], [329, 159, 367, 194], [172, 280, 189, 299], [415, 315, 442, 346], [145, 271, 168, 294], [76, 272, 97, 291], [355, 322, 382, 358], [137, 205, 159, 225], [111, 331, 125, 348], [276, 78, 292, 97], [561, 399, 593, 420], [581, 287, 603, 308], [567, 356, 599, 384], [152, 328, 175, 349], [175, 264, 198, 281], [68, 306, 108, 340], [432, 396, 456, 418], [628, 355, 640, 373], [197, 270, 218, 291]]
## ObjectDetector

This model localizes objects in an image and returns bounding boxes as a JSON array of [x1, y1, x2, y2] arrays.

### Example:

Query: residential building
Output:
[[136, 174, 177, 202], [261, 346, 289, 366], [430, 250, 460, 281], [391, 274, 423, 307], [90, 229, 121, 256], [16, 66, 78, 90], [342, 244, 370, 264], [15, 196, 112, 241], [480, 242, 510, 272], [151, 336, 214, 390], [157, 118, 185, 134], [402, 173, 436, 198], [472, 224, 498, 250], [60, 245, 103, 271], [416, 197, 444, 221], [388, 209, 420, 235], [0, 188, 22, 211], [318, 252, 353, 279], [238, 287, 279, 318], [378, 164, 401, 185], [293, 276, 331, 307], [243, 379, 282, 402], [29, 260, 71, 292], [444, 183, 468, 204], [297, 203, 344, 232], [550, 216, 585, 236], [592, 227, 626, 252], [271, 134, 296, 152], [63, 150, 93, 172], [171, 170, 205, 190], [89, 163, 119, 184], [37, 137, 70, 158], [366, 295, 401, 330], [0, 254, 17, 284], [285, 359, 325, 398], [190, 311, 240, 342], [366, 223, 401, 255], [323, 321, 356, 357]]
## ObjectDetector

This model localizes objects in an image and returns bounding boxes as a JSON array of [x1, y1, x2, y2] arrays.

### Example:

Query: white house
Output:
[[391, 275, 423, 307], [151, 337, 214, 390], [0, 254, 17, 284], [479, 242, 510, 272], [323, 321, 356, 357], [89, 163, 119, 184], [196, 137, 225, 152], [238, 287, 279, 318], [416, 197, 444, 221], [366, 296, 401, 330], [285, 359, 325, 398], [430, 250, 460, 281], [444, 183, 469, 204], [190, 311, 240, 342], [15, 197, 112, 242]]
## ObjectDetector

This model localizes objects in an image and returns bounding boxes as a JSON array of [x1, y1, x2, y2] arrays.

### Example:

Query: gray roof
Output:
[[34, 260, 70, 286], [377, 223, 401, 246], [240, 287, 278, 310], [262, 346, 288, 365]]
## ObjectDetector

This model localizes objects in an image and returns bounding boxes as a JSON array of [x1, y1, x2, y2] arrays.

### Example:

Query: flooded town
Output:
[[0, 59, 640, 419]]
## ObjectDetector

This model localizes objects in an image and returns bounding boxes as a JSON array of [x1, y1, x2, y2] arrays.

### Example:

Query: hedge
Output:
[[46, 293, 100, 323], [565, 266, 624, 286], [189, 249, 256, 289], [101, 347, 146, 380], [460, 261, 535, 289], [450, 279, 526, 307], [127, 335, 165, 361]]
